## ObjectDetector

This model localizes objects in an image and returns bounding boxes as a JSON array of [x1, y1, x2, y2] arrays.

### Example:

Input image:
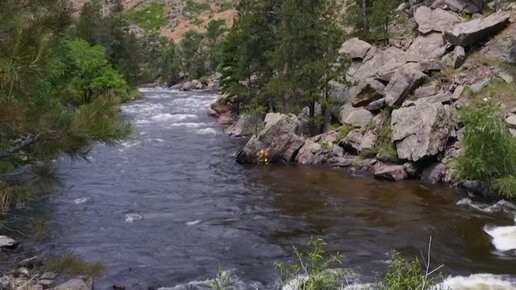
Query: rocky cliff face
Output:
[[225, 0, 516, 191]]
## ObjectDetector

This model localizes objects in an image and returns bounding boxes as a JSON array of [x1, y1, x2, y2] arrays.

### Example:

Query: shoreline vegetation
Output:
[[1, 0, 515, 289]]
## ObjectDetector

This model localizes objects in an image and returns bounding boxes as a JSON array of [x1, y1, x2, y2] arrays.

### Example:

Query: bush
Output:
[[123, 2, 167, 31], [185, 0, 210, 14], [456, 100, 516, 197], [372, 110, 398, 163], [274, 238, 344, 290], [376, 251, 441, 290]]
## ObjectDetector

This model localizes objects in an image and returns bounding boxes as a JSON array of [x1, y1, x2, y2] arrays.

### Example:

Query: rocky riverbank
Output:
[[209, 0, 516, 199]]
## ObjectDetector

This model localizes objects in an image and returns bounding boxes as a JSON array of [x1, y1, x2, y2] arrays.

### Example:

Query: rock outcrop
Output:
[[445, 12, 511, 47], [225, 115, 260, 137], [374, 164, 408, 181], [236, 114, 305, 164], [414, 6, 460, 34], [385, 65, 428, 107], [391, 99, 455, 162], [339, 37, 372, 60]]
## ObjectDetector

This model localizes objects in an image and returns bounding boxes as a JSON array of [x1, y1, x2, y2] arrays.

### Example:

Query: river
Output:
[[11, 87, 516, 289]]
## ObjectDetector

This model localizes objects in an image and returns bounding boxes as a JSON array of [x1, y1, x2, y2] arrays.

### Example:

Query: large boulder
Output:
[[414, 6, 461, 34], [374, 164, 408, 181], [351, 79, 385, 107], [385, 65, 428, 107], [339, 130, 363, 153], [352, 47, 407, 81], [391, 99, 455, 162], [339, 38, 372, 60], [225, 115, 261, 137], [405, 33, 446, 62], [236, 114, 305, 164], [339, 104, 374, 128], [445, 12, 511, 47]]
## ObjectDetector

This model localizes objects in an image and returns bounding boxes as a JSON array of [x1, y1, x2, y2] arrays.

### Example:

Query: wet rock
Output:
[[461, 180, 497, 200], [506, 114, 516, 129], [225, 115, 261, 137], [340, 106, 374, 129], [209, 98, 233, 116], [445, 12, 511, 47], [405, 33, 446, 62], [296, 139, 323, 165], [421, 162, 445, 184], [236, 114, 305, 164], [339, 38, 372, 60], [442, 46, 466, 69], [0, 235, 18, 249], [181, 81, 193, 91], [55, 278, 93, 290], [351, 79, 385, 107], [216, 112, 237, 125], [38, 279, 55, 289], [414, 6, 461, 34], [385, 65, 428, 107], [374, 164, 408, 181], [391, 100, 455, 162], [40, 272, 57, 280], [18, 256, 41, 268], [366, 98, 386, 113], [206, 107, 218, 117], [339, 130, 363, 153], [355, 158, 378, 172], [403, 162, 419, 177]]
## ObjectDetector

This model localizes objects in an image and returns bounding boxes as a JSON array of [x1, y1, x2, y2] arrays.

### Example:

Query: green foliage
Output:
[[242, 99, 266, 136], [275, 237, 343, 290], [45, 253, 104, 277], [492, 176, 516, 199], [61, 39, 130, 103], [207, 269, 236, 290], [335, 125, 353, 141], [376, 251, 440, 290], [123, 2, 167, 31], [456, 100, 516, 190], [372, 111, 398, 163], [185, 0, 211, 13]]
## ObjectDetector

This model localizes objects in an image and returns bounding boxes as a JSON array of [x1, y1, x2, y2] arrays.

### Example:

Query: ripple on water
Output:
[[439, 274, 516, 290]]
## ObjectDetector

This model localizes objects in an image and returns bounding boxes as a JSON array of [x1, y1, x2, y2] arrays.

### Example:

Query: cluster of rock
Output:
[[170, 74, 220, 92], [211, 1, 515, 189], [0, 236, 93, 290]]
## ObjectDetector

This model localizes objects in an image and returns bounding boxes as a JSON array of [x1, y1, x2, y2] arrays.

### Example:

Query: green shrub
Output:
[[274, 237, 344, 290], [376, 251, 441, 290], [123, 2, 167, 31], [335, 125, 353, 141], [456, 100, 516, 193], [45, 253, 104, 277], [492, 176, 516, 199], [372, 110, 398, 163], [185, 0, 210, 13]]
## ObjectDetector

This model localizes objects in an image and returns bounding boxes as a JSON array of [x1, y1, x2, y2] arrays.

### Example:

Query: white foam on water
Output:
[[484, 225, 516, 252], [151, 113, 198, 122], [457, 198, 516, 215], [121, 103, 165, 115], [439, 274, 516, 290], [138, 86, 171, 94], [185, 220, 202, 226], [196, 128, 218, 135], [170, 122, 206, 128], [73, 197, 89, 204], [124, 213, 143, 223]]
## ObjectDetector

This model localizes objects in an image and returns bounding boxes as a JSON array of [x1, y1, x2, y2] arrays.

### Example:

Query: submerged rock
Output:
[[236, 114, 305, 164], [374, 164, 408, 181], [445, 12, 511, 47], [0, 235, 18, 249], [391, 100, 455, 162]]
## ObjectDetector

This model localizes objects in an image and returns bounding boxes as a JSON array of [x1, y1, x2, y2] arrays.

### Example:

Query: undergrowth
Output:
[[45, 253, 105, 277], [123, 2, 167, 31], [372, 110, 398, 163]]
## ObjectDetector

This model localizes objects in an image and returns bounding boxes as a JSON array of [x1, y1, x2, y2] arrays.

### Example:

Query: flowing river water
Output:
[[10, 87, 516, 289]]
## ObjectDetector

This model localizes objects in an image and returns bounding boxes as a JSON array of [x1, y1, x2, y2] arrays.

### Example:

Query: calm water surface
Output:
[[12, 88, 516, 289]]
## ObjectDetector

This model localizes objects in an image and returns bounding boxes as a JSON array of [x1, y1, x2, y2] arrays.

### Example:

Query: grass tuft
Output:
[[45, 253, 105, 277], [123, 2, 167, 31]]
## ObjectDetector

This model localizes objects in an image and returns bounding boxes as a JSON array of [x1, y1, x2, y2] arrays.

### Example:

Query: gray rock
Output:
[[236, 114, 305, 164], [374, 164, 408, 181], [391, 100, 455, 161], [351, 79, 385, 107], [339, 130, 363, 153], [470, 78, 490, 93], [264, 113, 283, 129], [40, 272, 57, 280], [497, 70, 514, 84], [445, 12, 511, 47], [385, 65, 428, 107], [417, 60, 445, 75], [0, 235, 17, 249], [403, 162, 418, 177], [295, 132, 339, 165], [225, 115, 261, 137], [481, 27, 516, 63], [432, 0, 482, 14], [180, 81, 193, 91], [405, 33, 446, 62], [32, 285, 44, 290], [506, 114, 516, 129], [414, 83, 440, 99], [18, 256, 41, 268], [421, 162, 445, 184], [414, 6, 461, 34], [38, 279, 55, 289], [366, 98, 386, 113], [295, 139, 323, 165], [510, 128, 516, 137], [442, 46, 466, 69], [352, 47, 407, 80], [55, 278, 93, 290], [329, 155, 355, 167], [360, 131, 377, 153], [461, 180, 497, 200], [452, 85, 465, 100], [341, 107, 374, 129], [339, 38, 372, 60]]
